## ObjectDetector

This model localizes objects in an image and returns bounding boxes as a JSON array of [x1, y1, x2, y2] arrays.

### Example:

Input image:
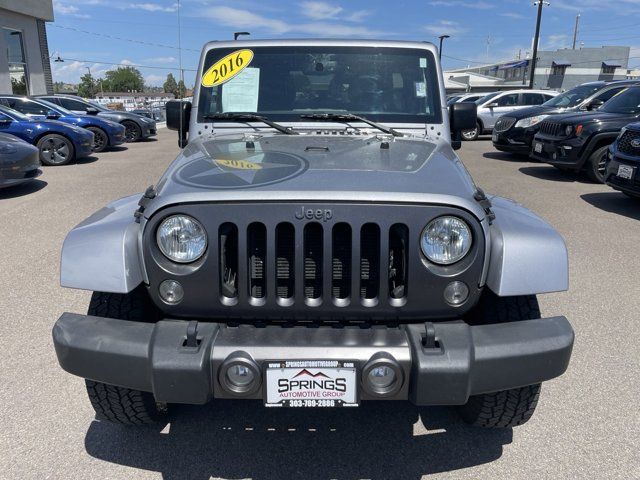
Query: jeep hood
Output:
[[145, 133, 487, 219]]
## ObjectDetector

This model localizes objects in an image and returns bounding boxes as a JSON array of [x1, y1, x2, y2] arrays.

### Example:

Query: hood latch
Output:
[[134, 185, 157, 223], [474, 188, 496, 224]]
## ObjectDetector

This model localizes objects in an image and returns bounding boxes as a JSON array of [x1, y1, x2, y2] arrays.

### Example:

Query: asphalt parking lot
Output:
[[1, 129, 638, 480]]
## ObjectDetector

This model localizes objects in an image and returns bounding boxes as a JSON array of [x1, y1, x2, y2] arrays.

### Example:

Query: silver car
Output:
[[37, 95, 157, 143], [53, 40, 573, 430], [462, 89, 558, 140]]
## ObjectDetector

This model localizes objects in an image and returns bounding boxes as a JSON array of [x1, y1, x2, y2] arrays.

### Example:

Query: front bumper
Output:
[[141, 122, 157, 138], [53, 313, 574, 406], [492, 126, 537, 154], [0, 166, 41, 188], [605, 155, 640, 195], [108, 128, 126, 146], [74, 137, 94, 158], [529, 135, 586, 169]]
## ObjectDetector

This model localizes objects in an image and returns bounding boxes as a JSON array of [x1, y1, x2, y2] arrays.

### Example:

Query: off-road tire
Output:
[[458, 384, 541, 428], [85, 289, 166, 425], [586, 145, 609, 183], [459, 292, 542, 427]]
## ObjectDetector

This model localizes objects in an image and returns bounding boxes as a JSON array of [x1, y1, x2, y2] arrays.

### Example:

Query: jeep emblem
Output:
[[295, 206, 333, 222], [631, 138, 640, 148]]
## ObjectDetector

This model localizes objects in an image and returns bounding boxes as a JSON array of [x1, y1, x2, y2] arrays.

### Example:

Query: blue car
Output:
[[0, 95, 126, 153], [0, 104, 94, 166], [0, 132, 41, 189], [604, 122, 640, 199]]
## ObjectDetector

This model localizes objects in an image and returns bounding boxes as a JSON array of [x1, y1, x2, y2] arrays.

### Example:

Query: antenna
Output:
[[177, 0, 184, 147]]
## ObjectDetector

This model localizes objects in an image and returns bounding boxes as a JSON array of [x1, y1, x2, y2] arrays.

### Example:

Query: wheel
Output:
[[87, 126, 108, 152], [461, 121, 480, 141], [458, 291, 542, 428], [36, 134, 74, 166], [586, 145, 609, 183], [122, 120, 142, 142], [84, 289, 166, 425]]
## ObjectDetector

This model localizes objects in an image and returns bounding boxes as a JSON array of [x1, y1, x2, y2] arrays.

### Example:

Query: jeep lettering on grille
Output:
[[294, 206, 333, 222]]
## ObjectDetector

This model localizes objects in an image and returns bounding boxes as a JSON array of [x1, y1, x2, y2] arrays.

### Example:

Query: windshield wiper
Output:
[[300, 113, 404, 137], [203, 113, 298, 135]]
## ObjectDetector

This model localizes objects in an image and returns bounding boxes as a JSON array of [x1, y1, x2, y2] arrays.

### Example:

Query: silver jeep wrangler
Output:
[[53, 40, 574, 428]]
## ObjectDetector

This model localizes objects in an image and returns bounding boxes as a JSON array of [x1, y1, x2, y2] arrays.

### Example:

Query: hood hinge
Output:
[[134, 185, 157, 223], [474, 188, 495, 224]]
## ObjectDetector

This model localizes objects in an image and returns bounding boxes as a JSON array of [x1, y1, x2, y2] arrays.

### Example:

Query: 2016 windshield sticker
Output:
[[201, 49, 254, 87], [214, 158, 262, 170]]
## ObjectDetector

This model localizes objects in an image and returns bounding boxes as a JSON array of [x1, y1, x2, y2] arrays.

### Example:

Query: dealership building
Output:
[[445, 46, 630, 93], [0, 0, 54, 95]]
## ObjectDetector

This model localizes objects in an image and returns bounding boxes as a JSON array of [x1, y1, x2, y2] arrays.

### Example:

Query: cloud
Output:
[[300, 1, 342, 20], [51, 60, 109, 83], [53, 0, 91, 18], [122, 2, 178, 12], [144, 56, 177, 64], [500, 12, 524, 19], [429, 1, 494, 9], [424, 20, 465, 37], [203, 6, 384, 36], [544, 34, 571, 50], [145, 74, 165, 86]]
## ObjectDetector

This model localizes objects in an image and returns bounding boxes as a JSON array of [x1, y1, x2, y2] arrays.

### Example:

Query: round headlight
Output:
[[421, 216, 472, 265], [157, 215, 207, 263]]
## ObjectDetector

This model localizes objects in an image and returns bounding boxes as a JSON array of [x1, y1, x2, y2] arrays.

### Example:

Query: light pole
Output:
[[529, 1, 550, 89], [438, 34, 450, 61]]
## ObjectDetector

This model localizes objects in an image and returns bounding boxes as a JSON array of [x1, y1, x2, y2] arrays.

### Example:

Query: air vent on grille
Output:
[[219, 223, 238, 299], [360, 223, 380, 300], [388, 224, 408, 300], [275, 223, 295, 301], [494, 117, 516, 133], [247, 223, 266, 299], [303, 223, 323, 300], [332, 223, 352, 300]]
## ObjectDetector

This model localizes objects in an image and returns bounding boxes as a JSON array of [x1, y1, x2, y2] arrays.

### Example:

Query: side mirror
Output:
[[46, 110, 60, 120], [487, 102, 499, 109], [450, 102, 477, 150], [86, 107, 99, 115], [166, 100, 192, 148], [587, 99, 604, 111]]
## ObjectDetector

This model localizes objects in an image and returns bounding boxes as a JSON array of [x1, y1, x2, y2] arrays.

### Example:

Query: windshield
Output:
[[0, 104, 31, 121], [475, 92, 499, 105], [197, 46, 442, 124], [36, 98, 74, 116], [601, 87, 640, 114], [543, 84, 602, 108]]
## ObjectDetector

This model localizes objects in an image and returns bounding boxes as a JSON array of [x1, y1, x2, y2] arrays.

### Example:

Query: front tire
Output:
[[85, 289, 166, 425], [461, 121, 480, 141], [87, 126, 108, 152], [36, 134, 74, 166], [122, 120, 142, 142], [459, 292, 542, 428], [586, 145, 609, 183]]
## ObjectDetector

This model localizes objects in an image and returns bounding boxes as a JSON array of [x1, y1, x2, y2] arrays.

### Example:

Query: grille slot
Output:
[[247, 223, 266, 299], [275, 223, 295, 301], [360, 223, 380, 301], [617, 129, 640, 155], [303, 223, 323, 300], [494, 116, 516, 133], [219, 223, 238, 299], [539, 121, 563, 137], [388, 224, 409, 300], [331, 223, 352, 301]]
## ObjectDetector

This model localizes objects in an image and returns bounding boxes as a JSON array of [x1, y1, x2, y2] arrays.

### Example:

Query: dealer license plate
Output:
[[534, 142, 543, 153], [617, 164, 635, 180], [265, 360, 358, 408], [492, 132, 498, 142]]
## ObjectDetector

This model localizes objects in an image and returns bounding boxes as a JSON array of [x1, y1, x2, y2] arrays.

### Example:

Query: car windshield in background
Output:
[[37, 98, 74, 116], [0, 104, 31, 121], [542, 84, 602, 108], [475, 92, 499, 105], [197, 46, 442, 124], [600, 87, 640, 114]]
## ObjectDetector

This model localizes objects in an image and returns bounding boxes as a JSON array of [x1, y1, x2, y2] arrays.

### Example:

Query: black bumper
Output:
[[53, 313, 574, 406], [605, 155, 640, 195], [492, 127, 536, 154], [529, 135, 586, 169]]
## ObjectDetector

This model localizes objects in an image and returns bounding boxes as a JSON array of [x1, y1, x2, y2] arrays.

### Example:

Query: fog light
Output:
[[219, 353, 261, 395], [159, 279, 184, 304], [362, 354, 403, 397], [444, 281, 469, 306]]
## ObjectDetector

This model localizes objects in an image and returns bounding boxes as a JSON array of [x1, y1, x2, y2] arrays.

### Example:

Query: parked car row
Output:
[[489, 80, 640, 198], [0, 95, 157, 189]]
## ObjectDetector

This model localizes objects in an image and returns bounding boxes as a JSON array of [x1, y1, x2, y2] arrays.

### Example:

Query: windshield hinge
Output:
[[473, 188, 496, 224], [134, 185, 157, 223]]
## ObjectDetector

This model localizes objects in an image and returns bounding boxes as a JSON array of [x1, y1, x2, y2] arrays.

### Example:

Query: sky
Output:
[[48, 0, 640, 88]]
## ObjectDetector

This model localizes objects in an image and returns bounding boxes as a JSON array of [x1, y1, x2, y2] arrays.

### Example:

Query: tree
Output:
[[77, 73, 96, 98], [177, 79, 187, 98], [163, 73, 178, 95], [102, 66, 145, 93]]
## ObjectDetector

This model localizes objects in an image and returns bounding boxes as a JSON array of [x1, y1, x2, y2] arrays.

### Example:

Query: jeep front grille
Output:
[[617, 129, 640, 156], [217, 220, 409, 306], [539, 121, 563, 137], [493, 117, 516, 133]]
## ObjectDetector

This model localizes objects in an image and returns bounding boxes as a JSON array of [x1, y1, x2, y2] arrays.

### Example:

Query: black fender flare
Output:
[[579, 132, 619, 168]]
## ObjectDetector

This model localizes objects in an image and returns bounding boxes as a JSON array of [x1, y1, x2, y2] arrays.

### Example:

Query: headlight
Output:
[[157, 215, 207, 263], [421, 216, 472, 265], [514, 114, 549, 129], [565, 125, 573, 136]]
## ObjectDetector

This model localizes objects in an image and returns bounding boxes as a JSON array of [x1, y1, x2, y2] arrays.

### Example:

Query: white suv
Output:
[[462, 89, 558, 141]]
